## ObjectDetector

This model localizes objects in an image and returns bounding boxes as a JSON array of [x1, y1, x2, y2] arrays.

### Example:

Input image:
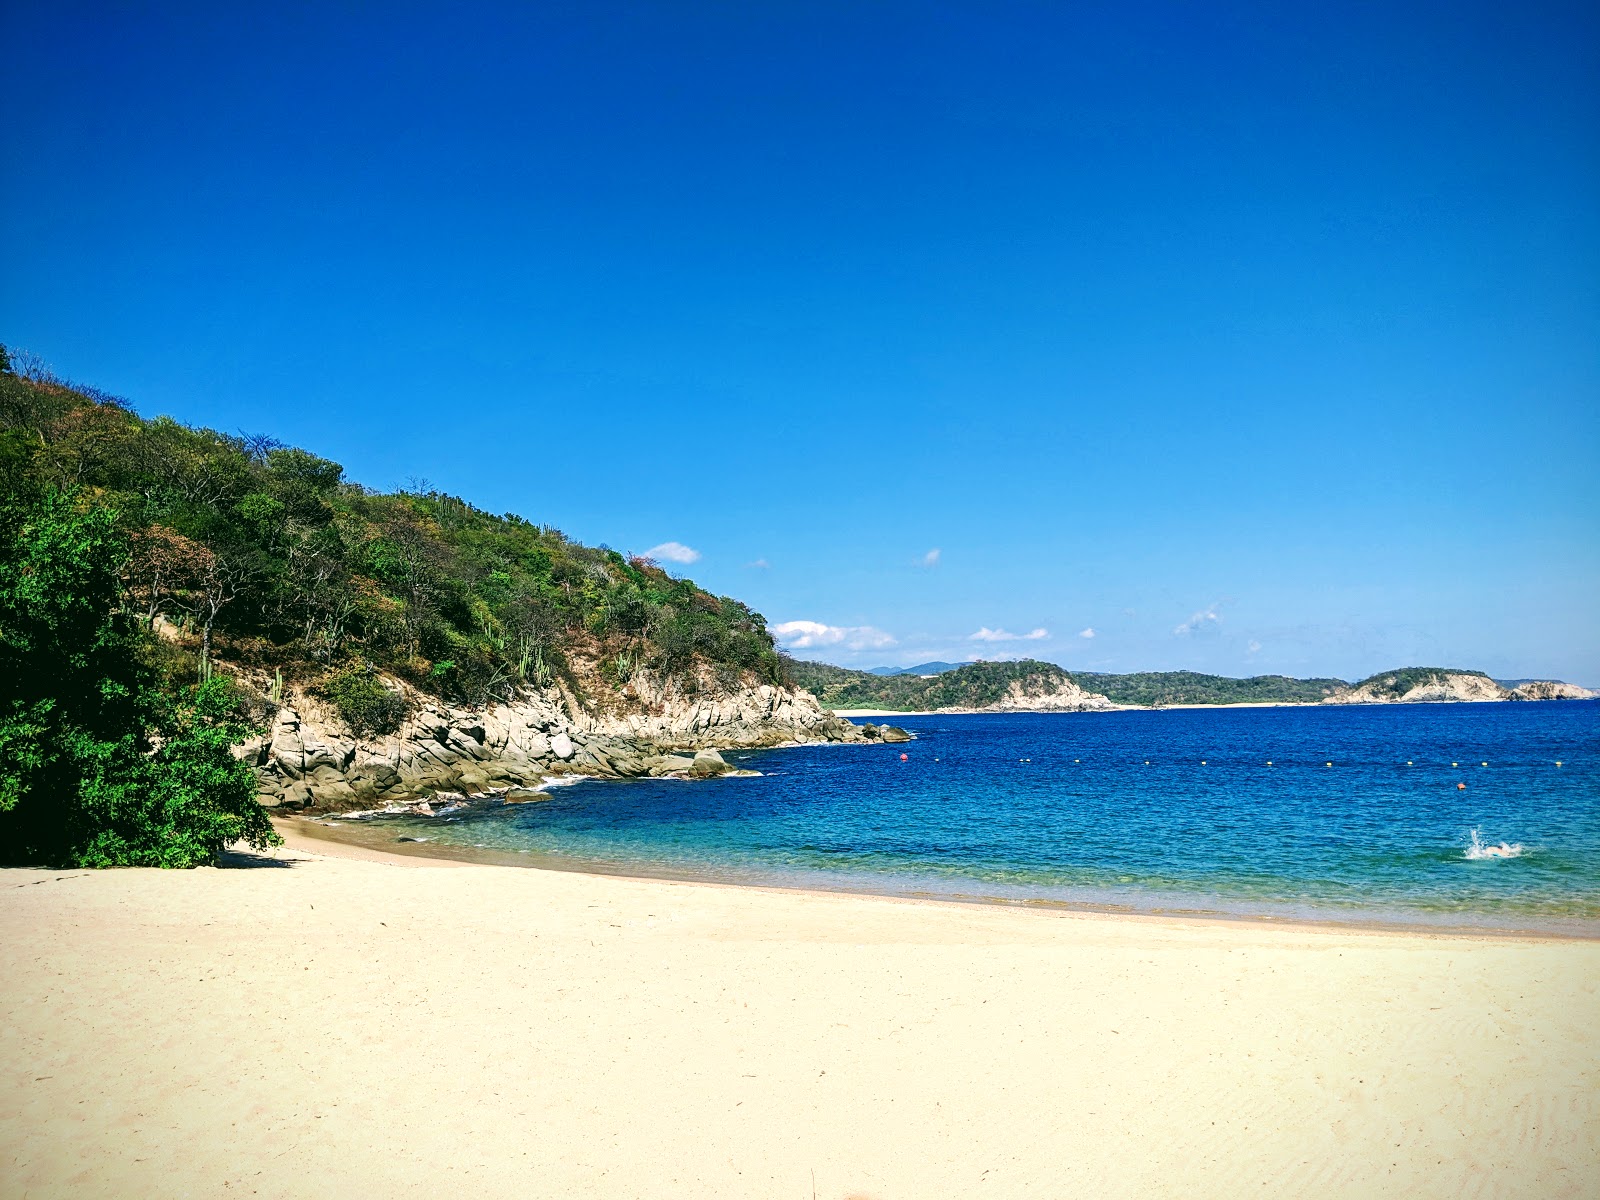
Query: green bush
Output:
[[0, 483, 278, 866], [319, 667, 408, 737]]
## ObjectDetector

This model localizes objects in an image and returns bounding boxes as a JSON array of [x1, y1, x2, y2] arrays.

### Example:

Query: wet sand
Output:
[[2, 833, 1595, 1198]]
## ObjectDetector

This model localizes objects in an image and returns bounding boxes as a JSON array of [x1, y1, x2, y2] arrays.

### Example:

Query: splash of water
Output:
[[1465, 828, 1524, 861]]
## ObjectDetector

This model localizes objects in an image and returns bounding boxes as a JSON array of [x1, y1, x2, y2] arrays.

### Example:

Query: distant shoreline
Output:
[[829, 697, 1595, 717]]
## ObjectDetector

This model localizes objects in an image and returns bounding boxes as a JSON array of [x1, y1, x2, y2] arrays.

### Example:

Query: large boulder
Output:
[[688, 748, 731, 778], [647, 754, 697, 776]]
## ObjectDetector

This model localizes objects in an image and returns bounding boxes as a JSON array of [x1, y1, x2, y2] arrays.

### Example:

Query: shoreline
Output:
[[4, 837, 1595, 1197], [276, 816, 1600, 943], [832, 697, 1600, 716]]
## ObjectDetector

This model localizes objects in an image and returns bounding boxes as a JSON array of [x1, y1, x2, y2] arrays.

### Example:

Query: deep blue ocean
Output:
[[348, 701, 1600, 933]]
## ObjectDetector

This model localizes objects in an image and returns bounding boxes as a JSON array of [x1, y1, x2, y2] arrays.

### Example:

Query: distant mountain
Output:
[[864, 661, 964, 676]]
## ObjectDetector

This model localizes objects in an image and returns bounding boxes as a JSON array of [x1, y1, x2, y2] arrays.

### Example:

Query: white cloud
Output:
[[1078, 627, 1096, 639], [771, 620, 897, 651], [1174, 603, 1223, 635], [1247, 639, 1263, 654], [643, 541, 700, 565], [920, 548, 941, 568], [970, 626, 1049, 643], [745, 558, 770, 569]]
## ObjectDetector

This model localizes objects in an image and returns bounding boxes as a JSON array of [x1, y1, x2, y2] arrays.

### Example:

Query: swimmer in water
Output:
[[1466, 829, 1524, 860]]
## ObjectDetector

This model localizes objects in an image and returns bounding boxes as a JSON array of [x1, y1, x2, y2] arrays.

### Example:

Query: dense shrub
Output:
[[318, 667, 408, 737], [0, 474, 277, 866]]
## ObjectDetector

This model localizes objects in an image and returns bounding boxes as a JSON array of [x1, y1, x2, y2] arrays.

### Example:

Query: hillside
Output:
[[787, 660, 1345, 710], [1330, 669, 1595, 704], [0, 361, 790, 711], [788, 659, 1594, 712], [1, 353, 888, 824], [786, 658, 1113, 711], [1073, 670, 1349, 706]]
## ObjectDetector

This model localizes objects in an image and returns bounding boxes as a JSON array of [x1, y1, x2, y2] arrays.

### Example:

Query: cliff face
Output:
[[1327, 671, 1511, 705], [246, 671, 886, 812], [1510, 680, 1597, 701]]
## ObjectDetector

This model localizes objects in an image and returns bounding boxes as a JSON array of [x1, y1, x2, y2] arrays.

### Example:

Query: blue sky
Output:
[[3, 1, 1596, 681]]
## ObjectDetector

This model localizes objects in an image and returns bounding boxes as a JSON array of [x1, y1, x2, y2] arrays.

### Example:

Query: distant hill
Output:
[[865, 661, 963, 676], [789, 660, 1594, 711], [785, 658, 1108, 711], [1332, 669, 1595, 704], [1072, 670, 1349, 707]]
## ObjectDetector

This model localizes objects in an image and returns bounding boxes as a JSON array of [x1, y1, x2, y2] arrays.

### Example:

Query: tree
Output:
[[0, 481, 278, 867]]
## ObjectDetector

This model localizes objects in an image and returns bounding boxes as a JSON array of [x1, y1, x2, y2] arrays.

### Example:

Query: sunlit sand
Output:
[[1, 828, 1594, 1198]]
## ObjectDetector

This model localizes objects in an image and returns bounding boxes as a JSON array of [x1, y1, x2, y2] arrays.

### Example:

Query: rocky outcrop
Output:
[[244, 672, 908, 812], [1323, 671, 1594, 705], [1325, 671, 1510, 705], [1509, 680, 1597, 701]]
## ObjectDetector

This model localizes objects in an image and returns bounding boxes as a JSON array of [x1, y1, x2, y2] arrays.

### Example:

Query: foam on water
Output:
[[1465, 828, 1525, 861]]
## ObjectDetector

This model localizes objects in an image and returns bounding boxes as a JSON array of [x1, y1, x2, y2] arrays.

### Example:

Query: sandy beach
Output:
[[2, 833, 1596, 1199]]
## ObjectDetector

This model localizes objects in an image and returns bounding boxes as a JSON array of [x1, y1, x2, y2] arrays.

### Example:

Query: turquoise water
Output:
[[354, 701, 1600, 933]]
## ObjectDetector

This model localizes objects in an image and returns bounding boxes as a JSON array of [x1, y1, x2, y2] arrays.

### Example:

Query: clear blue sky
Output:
[[3, 1, 1596, 681]]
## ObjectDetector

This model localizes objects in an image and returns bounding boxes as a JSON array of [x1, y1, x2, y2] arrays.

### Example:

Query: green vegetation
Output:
[[1349, 668, 1487, 699], [316, 665, 409, 737], [0, 434, 277, 865], [0, 346, 790, 864], [1073, 671, 1348, 707], [788, 659, 1354, 710], [0, 352, 784, 706]]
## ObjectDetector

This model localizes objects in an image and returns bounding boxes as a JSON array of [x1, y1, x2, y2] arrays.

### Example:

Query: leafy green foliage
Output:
[[318, 666, 408, 737], [0, 471, 277, 866]]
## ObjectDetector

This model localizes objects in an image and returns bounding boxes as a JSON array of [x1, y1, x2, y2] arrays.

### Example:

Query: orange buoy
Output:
[[1457, 782, 1466, 790], [899, 753, 908, 761]]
